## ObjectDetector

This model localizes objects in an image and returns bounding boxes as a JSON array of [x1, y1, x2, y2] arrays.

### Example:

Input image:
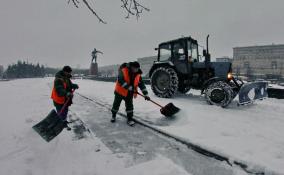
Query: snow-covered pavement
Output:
[[0, 78, 194, 175], [75, 79, 284, 174], [1, 78, 284, 175], [71, 94, 240, 175]]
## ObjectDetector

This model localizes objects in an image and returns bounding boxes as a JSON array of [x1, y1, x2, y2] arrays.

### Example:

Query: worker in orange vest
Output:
[[111, 61, 150, 126], [51, 66, 79, 129]]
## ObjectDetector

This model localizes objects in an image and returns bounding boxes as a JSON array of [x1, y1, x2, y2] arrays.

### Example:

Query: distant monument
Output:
[[90, 48, 103, 76]]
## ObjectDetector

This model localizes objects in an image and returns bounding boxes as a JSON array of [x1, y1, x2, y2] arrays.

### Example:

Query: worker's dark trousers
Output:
[[111, 93, 134, 121], [53, 101, 69, 121]]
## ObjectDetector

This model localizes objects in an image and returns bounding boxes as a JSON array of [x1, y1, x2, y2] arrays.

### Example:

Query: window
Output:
[[244, 61, 250, 68], [187, 41, 198, 62], [236, 67, 240, 76], [191, 43, 198, 62], [173, 42, 185, 61], [187, 41, 192, 58], [159, 44, 171, 61], [271, 61, 277, 69]]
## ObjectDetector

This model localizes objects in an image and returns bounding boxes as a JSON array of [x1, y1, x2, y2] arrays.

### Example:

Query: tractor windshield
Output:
[[192, 43, 198, 62], [188, 40, 198, 62], [159, 44, 171, 61]]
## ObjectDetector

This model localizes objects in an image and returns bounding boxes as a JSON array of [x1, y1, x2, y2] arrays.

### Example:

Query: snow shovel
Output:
[[32, 92, 73, 142], [136, 92, 180, 117]]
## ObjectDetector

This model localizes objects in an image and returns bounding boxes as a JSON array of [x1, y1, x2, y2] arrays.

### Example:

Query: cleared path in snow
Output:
[[75, 79, 284, 174], [71, 93, 245, 175]]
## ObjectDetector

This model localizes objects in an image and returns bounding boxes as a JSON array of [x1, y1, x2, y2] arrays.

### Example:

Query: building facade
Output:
[[232, 44, 284, 79]]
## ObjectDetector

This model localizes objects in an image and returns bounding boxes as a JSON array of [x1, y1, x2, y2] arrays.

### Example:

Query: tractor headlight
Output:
[[227, 72, 233, 80]]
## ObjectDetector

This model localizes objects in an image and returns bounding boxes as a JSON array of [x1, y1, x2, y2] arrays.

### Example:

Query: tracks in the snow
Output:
[[75, 92, 266, 175]]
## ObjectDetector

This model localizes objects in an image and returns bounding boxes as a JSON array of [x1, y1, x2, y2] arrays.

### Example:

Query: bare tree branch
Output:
[[68, 0, 79, 8], [121, 0, 150, 19], [82, 0, 107, 24], [67, 0, 149, 24]]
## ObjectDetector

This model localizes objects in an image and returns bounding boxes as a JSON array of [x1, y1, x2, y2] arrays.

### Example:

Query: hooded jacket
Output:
[[115, 63, 148, 98], [51, 70, 77, 104]]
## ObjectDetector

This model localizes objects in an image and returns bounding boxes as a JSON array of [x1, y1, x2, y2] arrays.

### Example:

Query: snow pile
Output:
[[76, 79, 284, 174]]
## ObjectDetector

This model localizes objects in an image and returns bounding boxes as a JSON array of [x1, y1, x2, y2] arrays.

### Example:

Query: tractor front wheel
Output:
[[205, 81, 234, 107], [151, 67, 178, 98]]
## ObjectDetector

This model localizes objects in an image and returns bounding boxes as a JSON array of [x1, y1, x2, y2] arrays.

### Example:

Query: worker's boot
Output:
[[63, 121, 71, 131], [127, 120, 135, 126], [110, 113, 116, 123], [127, 113, 135, 126]]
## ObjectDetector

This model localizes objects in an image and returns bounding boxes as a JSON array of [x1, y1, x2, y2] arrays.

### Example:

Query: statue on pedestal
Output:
[[90, 48, 103, 76]]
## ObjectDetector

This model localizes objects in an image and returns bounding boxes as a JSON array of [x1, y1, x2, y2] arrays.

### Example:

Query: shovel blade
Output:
[[32, 109, 65, 142], [160, 103, 180, 117], [238, 81, 268, 105]]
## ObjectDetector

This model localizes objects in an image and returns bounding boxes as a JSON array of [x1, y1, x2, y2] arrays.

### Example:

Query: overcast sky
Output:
[[0, 0, 284, 69]]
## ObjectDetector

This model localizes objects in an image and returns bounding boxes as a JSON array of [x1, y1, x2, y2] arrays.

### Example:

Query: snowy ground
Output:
[[1, 78, 254, 175], [1, 78, 283, 175], [0, 78, 195, 175], [70, 93, 240, 175], [74, 79, 284, 174]]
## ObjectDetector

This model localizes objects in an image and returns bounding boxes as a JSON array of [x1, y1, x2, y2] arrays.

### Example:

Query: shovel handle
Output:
[[58, 89, 75, 116], [135, 91, 163, 108]]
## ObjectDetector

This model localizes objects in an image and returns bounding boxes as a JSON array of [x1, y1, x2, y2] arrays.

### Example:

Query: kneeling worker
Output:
[[111, 61, 150, 126]]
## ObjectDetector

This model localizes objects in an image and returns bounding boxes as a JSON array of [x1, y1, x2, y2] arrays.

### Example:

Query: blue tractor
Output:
[[149, 36, 268, 107]]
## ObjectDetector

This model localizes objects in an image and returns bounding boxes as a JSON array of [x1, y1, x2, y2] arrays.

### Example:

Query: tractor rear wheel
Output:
[[205, 81, 234, 107], [151, 67, 178, 98]]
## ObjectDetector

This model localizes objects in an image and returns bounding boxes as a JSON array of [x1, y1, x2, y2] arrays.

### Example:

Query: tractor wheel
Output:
[[205, 81, 234, 107], [151, 67, 178, 98]]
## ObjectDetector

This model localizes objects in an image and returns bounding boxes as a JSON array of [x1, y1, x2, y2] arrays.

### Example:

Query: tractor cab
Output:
[[157, 37, 200, 75]]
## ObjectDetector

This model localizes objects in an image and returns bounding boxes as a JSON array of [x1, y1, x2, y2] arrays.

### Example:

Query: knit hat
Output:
[[129, 61, 140, 68], [62, 66, 72, 73]]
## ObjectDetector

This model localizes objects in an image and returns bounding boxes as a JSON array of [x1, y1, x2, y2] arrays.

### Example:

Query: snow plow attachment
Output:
[[238, 81, 268, 105]]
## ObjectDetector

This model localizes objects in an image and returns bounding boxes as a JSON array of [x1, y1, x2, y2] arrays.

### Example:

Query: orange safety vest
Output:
[[51, 79, 68, 104], [115, 67, 141, 98]]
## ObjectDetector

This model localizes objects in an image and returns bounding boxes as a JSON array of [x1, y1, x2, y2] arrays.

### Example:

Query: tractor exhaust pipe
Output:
[[206, 35, 211, 63], [206, 35, 209, 54]]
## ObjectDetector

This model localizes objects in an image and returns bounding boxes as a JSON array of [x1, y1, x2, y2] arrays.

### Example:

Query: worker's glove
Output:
[[144, 95, 151, 101], [66, 92, 73, 98], [128, 86, 133, 91], [73, 84, 79, 89]]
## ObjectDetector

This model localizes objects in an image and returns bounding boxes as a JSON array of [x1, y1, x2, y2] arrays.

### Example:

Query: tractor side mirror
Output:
[[155, 48, 158, 51], [203, 49, 207, 56]]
